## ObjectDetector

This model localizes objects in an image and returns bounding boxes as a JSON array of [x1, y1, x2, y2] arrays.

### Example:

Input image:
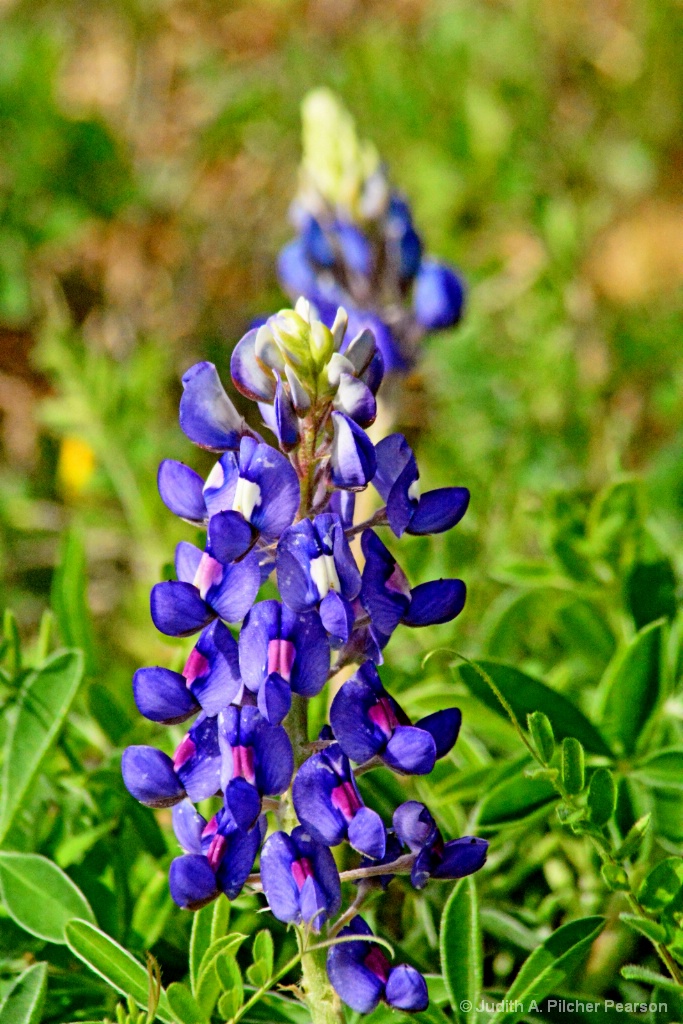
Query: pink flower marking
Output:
[[173, 734, 196, 771], [193, 553, 224, 600], [368, 697, 399, 738], [183, 648, 210, 687], [267, 638, 296, 682], [331, 781, 362, 821], [291, 856, 314, 891], [232, 744, 256, 785]]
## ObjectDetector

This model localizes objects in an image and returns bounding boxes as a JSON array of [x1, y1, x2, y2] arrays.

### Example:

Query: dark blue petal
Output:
[[411, 845, 437, 890], [328, 515, 362, 600], [396, 225, 423, 281], [345, 309, 403, 374], [347, 807, 386, 860], [432, 837, 489, 879], [276, 523, 319, 613], [403, 579, 466, 627], [328, 490, 355, 529], [257, 673, 292, 725], [133, 666, 199, 724], [253, 721, 294, 796], [413, 260, 465, 330], [187, 620, 242, 715], [150, 581, 214, 638], [202, 452, 239, 518], [172, 799, 207, 854], [392, 801, 439, 853], [277, 239, 321, 298], [334, 373, 376, 428], [215, 819, 263, 899], [360, 530, 411, 637], [336, 223, 373, 275], [207, 552, 261, 623], [239, 441, 300, 540], [372, 434, 414, 503], [326, 922, 385, 1015], [385, 965, 429, 1012], [225, 777, 261, 832], [179, 361, 252, 451], [299, 875, 328, 932], [330, 413, 376, 491], [292, 753, 346, 847], [158, 460, 207, 523], [329, 677, 386, 764], [319, 590, 354, 645], [274, 376, 300, 452], [302, 217, 336, 268], [207, 511, 256, 564], [260, 831, 299, 924], [301, 829, 341, 920], [359, 349, 385, 395], [290, 610, 330, 698], [122, 746, 185, 808], [408, 487, 470, 536], [238, 599, 280, 694], [416, 708, 462, 760], [383, 726, 436, 776], [175, 715, 222, 802], [169, 854, 218, 910], [231, 328, 277, 403]]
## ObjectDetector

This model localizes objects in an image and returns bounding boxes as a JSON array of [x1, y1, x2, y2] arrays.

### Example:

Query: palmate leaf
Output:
[[0, 962, 48, 1024], [440, 876, 481, 1024], [0, 851, 95, 943], [190, 897, 230, 995], [64, 919, 174, 1024], [167, 983, 208, 1024], [0, 649, 84, 844], [489, 917, 605, 1024], [458, 661, 612, 756]]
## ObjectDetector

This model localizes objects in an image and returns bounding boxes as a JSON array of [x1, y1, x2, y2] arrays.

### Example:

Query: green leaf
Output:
[[599, 619, 665, 755], [0, 962, 47, 1024], [247, 931, 274, 988], [131, 868, 173, 950], [527, 712, 555, 765], [561, 738, 585, 795], [0, 649, 84, 844], [459, 661, 612, 756], [65, 918, 173, 1024], [190, 899, 230, 996], [216, 954, 243, 1020], [2, 609, 21, 681], [480, 909, 542, 952], [166, 983, 208, 1024], [633, 748, 683, 792], [638, 858, 683, 912], [51, 528, 96, 671], [620, 964, 683, 993], [586, 767, 616, 826], [196, 934, 246, 1018], [619, 913, 667, 943], [475, 771, 558, 831], [615, 813, 651, 860], [627, 559, 677, 630], [0, 851, 95, 943], [439, 876, 481, 1024], [489, 916, 605, 1024]]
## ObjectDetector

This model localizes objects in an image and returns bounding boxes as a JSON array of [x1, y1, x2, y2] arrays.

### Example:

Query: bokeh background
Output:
[[2, 0, 683, 1013]]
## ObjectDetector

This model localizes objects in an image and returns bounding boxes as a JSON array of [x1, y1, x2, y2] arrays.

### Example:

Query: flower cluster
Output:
[[122, 299, 487, 1016], [277, 89, 466, 372]]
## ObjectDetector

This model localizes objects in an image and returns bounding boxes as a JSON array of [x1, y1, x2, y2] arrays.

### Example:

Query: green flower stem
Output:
[[298, 934, 345, 1024]]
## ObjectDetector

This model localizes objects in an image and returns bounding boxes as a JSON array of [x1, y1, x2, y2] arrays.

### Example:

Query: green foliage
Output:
[[0, 851, 95, 942], [439, 877, 481, 1024], [0, 963, 47, 1024]]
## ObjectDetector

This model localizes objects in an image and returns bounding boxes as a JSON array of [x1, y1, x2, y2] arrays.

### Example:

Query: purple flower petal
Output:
[[416, 708, 462, 760], [326, 917, 385, 1015], [347, 807, 386, 860], [328, 490, 355, 529], [257, 672, 292, 725], [329, 676, 387, 765], [260, 831, 299, 924], [334, 373, 376, 428], [186, 620, 242, 715], [207, 552, 261, 623], [150, 581, 214, 638], [214, 816, 263, 899], [132, 666, 199, 724], [432, 836, 489, 879], [385, 965, 429, 1012], [330, 412, 376, 491], [174, 715, 222, 802], [207, 511, 256, 564], [179, 361, 253, 451], [169, 854, 218, 910], [122, 746, 185, 808], [231, 328, 277, 403], [274, 376, 300, 451], [175, 542, 203, 583], [408, 487, 470, 536], [413, 260, 465, 330], [319, 590, 354, 645], [360, 530, 411, 638], [172, 799, 207, 854], [292, 752, 348, 847], [383, 726, 436, 776], [225, 777, 261, 832], [403, 579, 466, 627], [158, 460, 207, 523], [392, 801, 438, 853]]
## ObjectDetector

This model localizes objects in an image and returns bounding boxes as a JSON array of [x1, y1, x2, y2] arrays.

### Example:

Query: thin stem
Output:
[[246, 853, 415, 891], [344, 508, 388, 538]]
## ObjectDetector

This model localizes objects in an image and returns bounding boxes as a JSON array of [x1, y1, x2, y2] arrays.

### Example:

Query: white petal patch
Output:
[[232, 476, 262, 522], [408, 479, 421, 501], [310, 554, 341, 598]]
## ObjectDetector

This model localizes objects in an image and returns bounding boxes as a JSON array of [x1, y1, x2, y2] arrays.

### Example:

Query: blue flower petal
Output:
[[408, 487, 470, 536], [260, 831, 299, 924], [225, 777, 261, 832], [169, 854, 218, 910], [413, 260, 465, 330], [122, 746, 185, 808], [133, 666, 199, 724], [385, 965, 429, 1012], [383, 726, 436, 776], [403, 579, 466, 627], [347, 806, 386, 860], [415, 708, 462, 760], [432, 836, 489, 879], [207, 510, 256, 564], [172, 799, 207, 854], [158, 460, 207, 523], [179, 361, 252, 451], [150, 581, 214, 638], [231, 328, 277, 403], [330, 412, 376, 491]]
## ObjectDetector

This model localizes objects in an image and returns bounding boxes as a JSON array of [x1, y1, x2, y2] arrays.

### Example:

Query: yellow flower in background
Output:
[[57, 436, 96, 497]]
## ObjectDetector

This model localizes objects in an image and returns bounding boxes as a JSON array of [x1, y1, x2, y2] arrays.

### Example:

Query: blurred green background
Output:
[[1, 0, 683, 1014]]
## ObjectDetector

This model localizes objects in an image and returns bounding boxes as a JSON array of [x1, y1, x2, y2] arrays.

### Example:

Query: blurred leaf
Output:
[[440, 876, 481, 1024], [216, 954, 243, 1020], [65, 918, 173, 1023], [627, 560, 677, 629], [0, 962, 47, 1024], [490, 917, 605, 1024], [638, 858, 683, 912], [88, 684, 132, 745], [619, 913, 667, 943], [586, 768, 616, 826], [0, 649, 84, 844], [51, 529, 95, 672], [459, 661, 612, 756], [561, 738, 585, 795], [0, 851, 95, 943], [620, 964, 683, 993], [475, 771, 558, 831], [598, 620, 665, 755], [480, 908, 542, 952], [196, 934, 246, 1018], [633, 749, 683, 792], [131, 868, 173, 951], [167, 983, 208, 1024]]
